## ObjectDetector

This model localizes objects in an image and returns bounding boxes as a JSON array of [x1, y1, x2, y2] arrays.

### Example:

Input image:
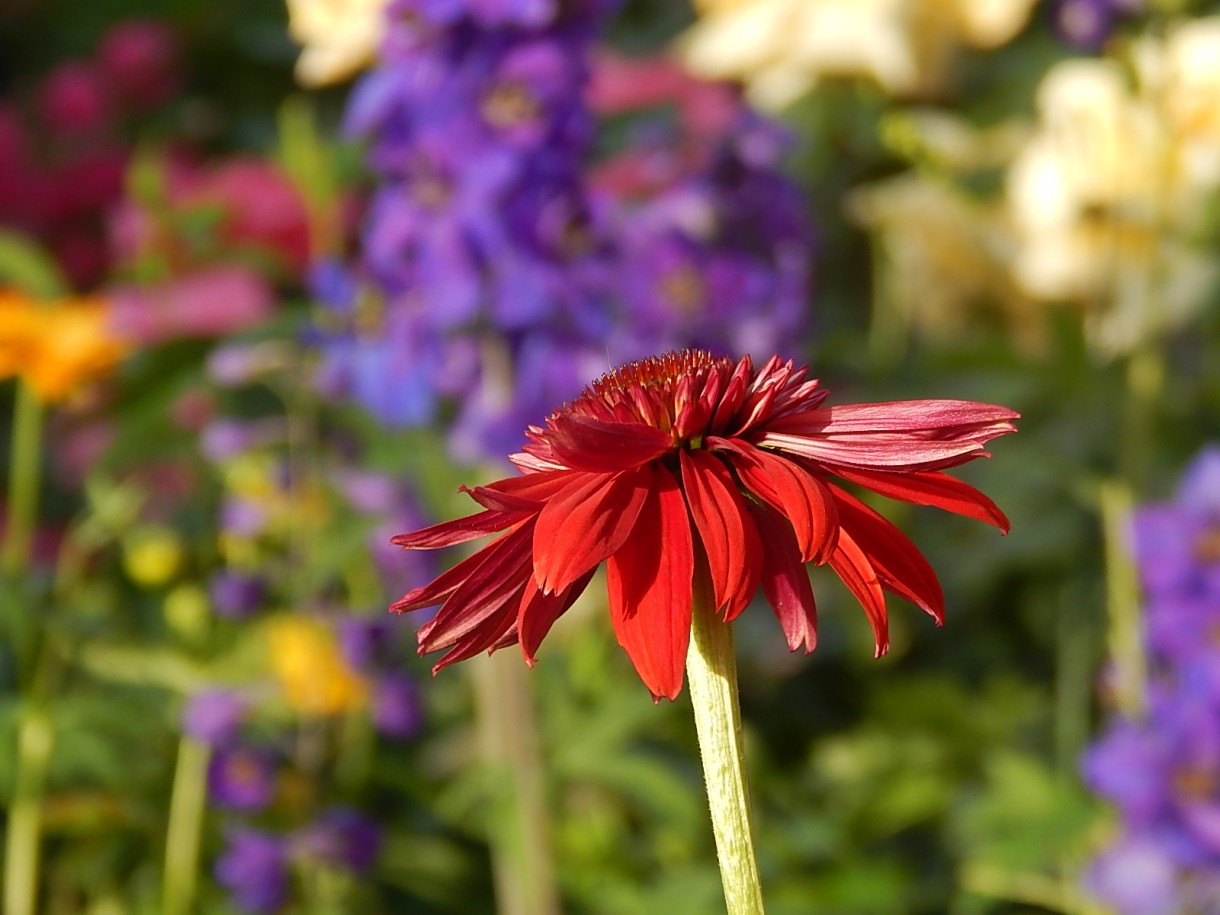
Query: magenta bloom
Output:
[[392, 350, 1017, 700]]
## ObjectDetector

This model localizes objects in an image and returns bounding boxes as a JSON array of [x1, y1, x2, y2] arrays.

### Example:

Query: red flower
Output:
[[391, 350, 1018, 700]]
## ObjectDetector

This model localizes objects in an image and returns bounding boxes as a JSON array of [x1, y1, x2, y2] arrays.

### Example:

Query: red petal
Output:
[[829, 466, 1010, 533], [755, 431, 1001, 472], [767, 400, 1020, 434], [517, 570, 596, 664], [464, 470, 576, 511], [711, 437, 838, 564], [532, 466, 651, 594], [417, 522, 534, 657], [756, 400, 1018, 472], [827, 527, 890, 657], [606, 465, 693, 701], [746, 501, 817, 652], [679, 449, 762, 620], [390, 530, 515, 614], [546, 413, 672, 472], [829, 486, 944, 625], [390, 508, 523, 550]]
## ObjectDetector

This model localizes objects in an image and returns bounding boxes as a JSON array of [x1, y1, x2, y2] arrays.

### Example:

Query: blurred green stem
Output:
[[3, 707, 53, 915], [1100, 481, 1146, 719], [162, 736, 210, 915], [686, 577, 765, 915], [473, 652, 561, 915], [1, 382, 44, 579]]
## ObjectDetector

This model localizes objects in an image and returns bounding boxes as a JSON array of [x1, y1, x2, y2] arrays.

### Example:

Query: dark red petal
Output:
[[417, 522, 534, 655], [827, 527, 890, 657], [829, 466, 1010, 533], [679, 449, 762, 620], [746, 501, 817, 653], [829, 486, 944, 625], [546, 413, 673, 472], [532, 466, 651, 595], [606, 465, 694, 701], [755, 431, 1002, 472], [709, 355, 753, 432], [766, 400, 1020, 434], [427, 588, 525, 673], [390, 528, 520, 614], [463, 470, 576, 511], [390, 508, 524, 550], [517, 570, 596, 664], [711, 437, 838, 564], [756, 400, 1018, 472]]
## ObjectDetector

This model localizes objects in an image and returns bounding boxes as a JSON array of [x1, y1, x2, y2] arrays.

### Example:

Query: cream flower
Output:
[[1006, 38, 1220, 354], [848, 173, 1039, 350], [681, 0, 1036, 109], [286, 0, 389, 87]]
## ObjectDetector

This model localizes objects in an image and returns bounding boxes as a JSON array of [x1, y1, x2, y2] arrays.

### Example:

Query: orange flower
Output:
[[0, 290, 128, 402]]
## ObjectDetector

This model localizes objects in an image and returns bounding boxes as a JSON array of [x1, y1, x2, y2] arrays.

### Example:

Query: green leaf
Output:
[[0, 230, 69, 299]]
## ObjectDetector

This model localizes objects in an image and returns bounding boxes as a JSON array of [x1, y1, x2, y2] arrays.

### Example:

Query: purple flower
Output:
[[1084, 835, 1180, 915], [294, 806, 381, 873], [1130, 447, 1220, 601], [209, 571, 266, 619], [215, 828, 290, 914], [208, 745, 277, 812], [182, 690, 244, 746], [372, 672, 423, 738], [1051, 0, 1141, 51], [337, 617, 396, 670]]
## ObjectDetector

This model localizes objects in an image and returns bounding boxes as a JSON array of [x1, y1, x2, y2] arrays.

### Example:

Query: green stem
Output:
[[685, 580, 765, 915], [3, 707, 53, 915], [162, 736, 210, 915], [1099, 481, 1146, 719], [1, 383, 44, 578], [473, 652, 561, 915]]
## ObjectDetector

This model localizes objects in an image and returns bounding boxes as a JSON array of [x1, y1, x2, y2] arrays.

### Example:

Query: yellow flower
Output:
[[0, 290, 128, 403], [266, 616, 368, 716], [681, 0, 1035, 109], [285, 0, 389, 87]]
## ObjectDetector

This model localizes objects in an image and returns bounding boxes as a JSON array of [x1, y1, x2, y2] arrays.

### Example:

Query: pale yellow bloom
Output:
[[1006, 33, 1220, 354], [266, 616, 368, 715], [681, 0, 1036, 109], [286, 0, 389, 87], [0, 290, 128, 403], [848, 172, 1041, 350]]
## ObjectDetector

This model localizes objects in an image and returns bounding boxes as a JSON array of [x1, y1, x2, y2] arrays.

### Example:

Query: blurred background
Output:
[[2, 0, 1220, 912]]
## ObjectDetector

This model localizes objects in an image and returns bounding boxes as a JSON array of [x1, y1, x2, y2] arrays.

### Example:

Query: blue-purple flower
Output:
[[215, 828, 290, 914], [1083, 446, 1220, 910], [208, 745, 277, 811]]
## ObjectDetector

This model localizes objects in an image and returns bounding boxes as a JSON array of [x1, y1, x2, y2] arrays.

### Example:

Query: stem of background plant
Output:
[[162, 736, 210, 915], [472, 652, 561, 915], [1099, 480, 1146, 719], [3, 707, 53, 915], [685, 575, 766, 915], [1, 382, 44, 580]]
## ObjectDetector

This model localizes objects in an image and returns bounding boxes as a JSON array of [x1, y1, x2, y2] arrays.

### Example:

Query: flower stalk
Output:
[[1, 382, 44, 580], [685, 571, 765, 915], [162, 736, 211, 915]]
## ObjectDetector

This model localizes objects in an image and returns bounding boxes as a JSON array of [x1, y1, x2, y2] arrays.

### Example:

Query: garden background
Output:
[[2, 0, 1219, 912]]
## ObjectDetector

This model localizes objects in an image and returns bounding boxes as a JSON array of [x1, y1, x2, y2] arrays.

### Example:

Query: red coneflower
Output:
[[391, 350, 1018, 701]]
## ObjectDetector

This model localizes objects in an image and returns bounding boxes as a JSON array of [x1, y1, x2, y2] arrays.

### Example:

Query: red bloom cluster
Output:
[[391, 350, 1018, 700]]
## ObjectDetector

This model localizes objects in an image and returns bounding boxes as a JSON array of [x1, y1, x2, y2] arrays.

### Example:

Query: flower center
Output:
[[482, 82, 541, 129], [587, 349, 724, 400], [1195, 524, 1220, 564]]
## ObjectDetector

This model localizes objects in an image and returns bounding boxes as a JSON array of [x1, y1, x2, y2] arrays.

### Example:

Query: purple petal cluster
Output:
[[215, 809, 381, 913], [1083, 447, 1220, 913], [318, 1, 814, 463], [337, 617, 423, 739], [1051, 0, 1142, 51]]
